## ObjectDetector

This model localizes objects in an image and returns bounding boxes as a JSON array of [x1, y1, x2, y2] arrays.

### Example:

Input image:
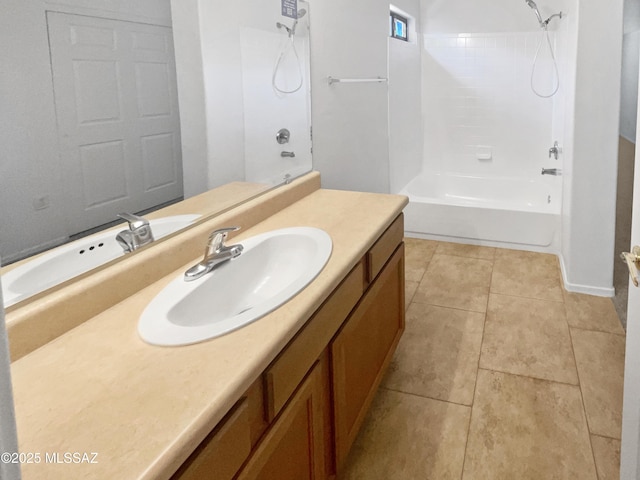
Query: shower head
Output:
[[525, 0, 544, 25], [289, 9, 307, 36], [277, 8, 307, 37]]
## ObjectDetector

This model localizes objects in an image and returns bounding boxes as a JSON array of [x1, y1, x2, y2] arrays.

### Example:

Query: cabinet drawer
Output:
[[366, 214, 403, 283], [265, 261, 365, 421], [172, 398, 251, 480]]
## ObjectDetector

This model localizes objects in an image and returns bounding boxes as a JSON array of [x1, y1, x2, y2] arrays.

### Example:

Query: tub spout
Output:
[[541, 168, 562, 176]]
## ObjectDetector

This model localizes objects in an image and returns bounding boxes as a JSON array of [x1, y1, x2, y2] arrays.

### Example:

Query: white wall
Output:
[[421, 0, 552, 34], [620, 33, 639, 142], [310, 0, 392, 194], [389, 1, 423, 193], [620, 0, 640, 143], [0, 0, 172, 264], [561, 0, 624, 296], [172, 0, 312, 195], [170, 0, 209, 198]]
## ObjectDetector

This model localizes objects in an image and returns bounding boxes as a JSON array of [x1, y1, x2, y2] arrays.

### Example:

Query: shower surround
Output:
[[402, 27, 568, 251]]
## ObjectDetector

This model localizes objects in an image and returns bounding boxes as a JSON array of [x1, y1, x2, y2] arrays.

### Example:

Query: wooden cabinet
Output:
[[172, 378, 267, 480], [332, 243, 405, 469], [264, 262, 364, 422], [173, 214, 405, 480], [172, 400, 251, 480], [237, 357, 328, 480]]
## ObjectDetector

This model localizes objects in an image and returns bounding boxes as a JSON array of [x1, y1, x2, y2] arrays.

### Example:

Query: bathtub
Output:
[[400, 172, 561, 248]]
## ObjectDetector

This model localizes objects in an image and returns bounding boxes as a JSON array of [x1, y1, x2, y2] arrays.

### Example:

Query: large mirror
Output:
[[0, 0, 312, 308]]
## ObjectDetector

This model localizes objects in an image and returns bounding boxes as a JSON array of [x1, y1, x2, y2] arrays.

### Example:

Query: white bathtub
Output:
[[400, 172, 561, 248]]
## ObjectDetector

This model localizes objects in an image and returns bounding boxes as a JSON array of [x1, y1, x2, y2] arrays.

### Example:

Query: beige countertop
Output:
[[10, 188, 407, 480]]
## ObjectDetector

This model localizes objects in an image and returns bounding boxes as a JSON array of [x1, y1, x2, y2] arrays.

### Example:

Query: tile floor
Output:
[[341, 238, 626, 480]]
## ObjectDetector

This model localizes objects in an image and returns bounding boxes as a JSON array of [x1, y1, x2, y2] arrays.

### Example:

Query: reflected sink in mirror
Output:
[[138, 227, 332, 346], [2, 214, 201, 308]]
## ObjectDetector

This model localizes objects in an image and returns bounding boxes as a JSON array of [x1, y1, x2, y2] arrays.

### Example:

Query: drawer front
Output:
[[173, 398, 251, 480], [366, 214, 404, 283], [265, 261, 365, 421]]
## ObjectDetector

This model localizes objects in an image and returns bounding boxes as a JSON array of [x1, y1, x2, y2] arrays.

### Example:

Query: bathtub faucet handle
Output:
[[549, 141, 560, 160]]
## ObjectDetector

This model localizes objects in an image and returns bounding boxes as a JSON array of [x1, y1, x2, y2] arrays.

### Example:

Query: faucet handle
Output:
[[207, 226, 240, 253], [117, 212, 149, 230]]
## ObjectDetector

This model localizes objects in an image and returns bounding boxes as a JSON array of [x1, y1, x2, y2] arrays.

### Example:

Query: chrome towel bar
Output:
[[327, 76, 388, 85]]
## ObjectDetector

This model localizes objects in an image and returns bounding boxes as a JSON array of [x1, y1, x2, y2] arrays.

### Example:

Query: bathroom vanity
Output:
[[8, 172, 407, 479]]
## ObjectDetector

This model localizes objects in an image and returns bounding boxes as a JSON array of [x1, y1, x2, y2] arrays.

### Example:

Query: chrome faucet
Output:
[[541, 168, 562, 176], [549, 141, 560, 160], [116, 213, 154, 253], [184, 227, 244, 281], [281, 151, 296, 158]]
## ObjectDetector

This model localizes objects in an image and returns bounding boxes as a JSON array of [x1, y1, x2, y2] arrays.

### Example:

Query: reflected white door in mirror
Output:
[[48, 12, 184, 234]]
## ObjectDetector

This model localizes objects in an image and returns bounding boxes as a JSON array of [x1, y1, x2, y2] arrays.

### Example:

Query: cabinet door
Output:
[[171, 400, 251, 480], [237, 359, 327, 480], [331, 243, 405, 469]]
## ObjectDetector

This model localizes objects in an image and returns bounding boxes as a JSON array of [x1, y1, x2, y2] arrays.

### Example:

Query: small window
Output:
[[390, 12, 408, 42]]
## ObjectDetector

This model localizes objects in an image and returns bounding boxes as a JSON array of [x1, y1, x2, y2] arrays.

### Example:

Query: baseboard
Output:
[[559, 254, 615, 297]]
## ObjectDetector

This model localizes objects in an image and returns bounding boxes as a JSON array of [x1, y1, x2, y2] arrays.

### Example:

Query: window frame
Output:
[[390, 12, 409, 42]]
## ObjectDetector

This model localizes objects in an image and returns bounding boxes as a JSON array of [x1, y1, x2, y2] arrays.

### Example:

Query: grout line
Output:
[[460, 261, 493, 479], [590, 432, 623, 442], [476, 366, 580, 388], [407, 301, 487, 316], [431, 247, 497, 262], [431, 251, 495, 265], [567, 327, 600, 475], [487, 290, 565, 305], [568, 325, 626, 338], [380, 386, 472, 409]]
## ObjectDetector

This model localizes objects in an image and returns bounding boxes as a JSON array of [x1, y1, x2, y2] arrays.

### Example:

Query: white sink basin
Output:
[[138, 227, 332, 346], [2, 214, 201, 307]]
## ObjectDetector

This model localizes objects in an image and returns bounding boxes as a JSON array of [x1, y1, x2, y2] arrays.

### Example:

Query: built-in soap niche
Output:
[[477, 146, 493, 161]]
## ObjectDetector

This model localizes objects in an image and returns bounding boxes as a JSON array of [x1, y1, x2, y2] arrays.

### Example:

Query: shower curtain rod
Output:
[[327, 76, 388, 85]]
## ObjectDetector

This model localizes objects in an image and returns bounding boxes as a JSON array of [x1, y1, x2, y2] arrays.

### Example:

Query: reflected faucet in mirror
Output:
[[116, 213, 155, 253]]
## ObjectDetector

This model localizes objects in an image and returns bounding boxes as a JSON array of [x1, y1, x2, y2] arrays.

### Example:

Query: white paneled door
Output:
[[47, 12, 182, 235]]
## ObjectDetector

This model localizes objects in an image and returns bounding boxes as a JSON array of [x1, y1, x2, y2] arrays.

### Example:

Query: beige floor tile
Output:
[[591, 435, 621, 480], [463, 370, 597, 480], [405, 281, 419, 310], [491, 249, 563, 302], [480, 294, 578, 384], [413, 254, 493, 313], [436, 242, 496, 260], [341, 388, 471, 480], [563, 291, 625, 334], [404, 238, 438, 283], [571, 328, 625, 438], [383, 304, 485, 405]]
